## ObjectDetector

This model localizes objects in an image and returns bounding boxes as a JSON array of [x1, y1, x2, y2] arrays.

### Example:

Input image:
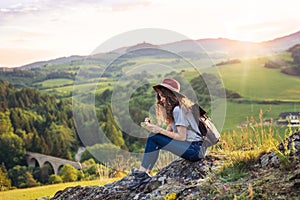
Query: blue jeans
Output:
[[141, 133, 206, 170]]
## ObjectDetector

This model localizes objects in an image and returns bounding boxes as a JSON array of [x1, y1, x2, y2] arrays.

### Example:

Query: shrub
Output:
[[24, 171, 39, 188], [58, 164, 78, 182], [8, 165, 39, 188], [48, 174, 63, 184], [8, 165, 27, 188], [0, 167, 11, 191], [82, 159, 97, 175]]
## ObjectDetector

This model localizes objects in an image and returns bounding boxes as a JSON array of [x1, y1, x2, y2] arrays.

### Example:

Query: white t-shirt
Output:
[[171, 105, 203, 142]]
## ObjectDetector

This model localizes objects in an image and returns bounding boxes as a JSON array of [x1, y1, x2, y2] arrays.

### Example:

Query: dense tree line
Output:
[[279, 44, 300, 76], [0, 80, 78, 165], [288, 44, 300, 70], [0, 68, 76, 88], [0, 80, 82, 188], [0, 79, 130, 188]]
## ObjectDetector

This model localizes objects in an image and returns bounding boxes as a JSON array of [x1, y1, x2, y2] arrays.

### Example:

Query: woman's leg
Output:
[[128, 133, 203, 190], [140, 133, 162, 170], [141, 133, 202, 171]]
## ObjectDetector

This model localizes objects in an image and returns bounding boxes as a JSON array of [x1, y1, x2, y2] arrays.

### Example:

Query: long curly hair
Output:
[[155, 86, 194, 125]]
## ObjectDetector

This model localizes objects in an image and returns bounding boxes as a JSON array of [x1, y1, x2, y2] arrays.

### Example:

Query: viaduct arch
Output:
[[26, 152, 84, 175]]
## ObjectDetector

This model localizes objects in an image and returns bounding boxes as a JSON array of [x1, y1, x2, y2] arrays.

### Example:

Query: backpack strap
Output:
[[180, 103, 208, 137], [189, 104, 208, 136], [187, 122, 203, 137], [191, 103, 207, 117]]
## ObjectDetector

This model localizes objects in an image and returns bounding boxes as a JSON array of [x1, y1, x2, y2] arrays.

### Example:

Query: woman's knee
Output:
[[146, 133, 162, 146], [148, 133, 164, 141]]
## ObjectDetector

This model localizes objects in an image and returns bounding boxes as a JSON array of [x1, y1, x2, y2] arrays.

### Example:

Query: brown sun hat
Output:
[[153, 78, 184, 96]]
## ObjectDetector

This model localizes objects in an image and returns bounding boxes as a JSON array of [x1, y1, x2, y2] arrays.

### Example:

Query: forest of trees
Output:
[[0, 78, 146, 188]]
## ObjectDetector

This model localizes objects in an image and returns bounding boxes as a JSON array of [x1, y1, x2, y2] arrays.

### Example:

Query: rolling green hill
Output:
[[0, 47, 299, 133], [37, 53, 300, 130], [217, 56, 300, 101]]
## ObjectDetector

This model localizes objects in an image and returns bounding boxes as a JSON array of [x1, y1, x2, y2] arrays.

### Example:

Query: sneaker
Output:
[[127, 171, 151, 190], [131, 168, 146, 177]]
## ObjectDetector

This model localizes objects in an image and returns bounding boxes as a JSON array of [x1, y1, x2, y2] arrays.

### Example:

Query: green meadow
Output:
[[36, 78, 115, 98], [222, 101, 299, 131], [33, 78, 74, 88], [217, 56, 300, 101]]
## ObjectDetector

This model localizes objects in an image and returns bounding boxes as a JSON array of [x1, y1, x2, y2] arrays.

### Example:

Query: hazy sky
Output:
[[1, 0, 299, 67]]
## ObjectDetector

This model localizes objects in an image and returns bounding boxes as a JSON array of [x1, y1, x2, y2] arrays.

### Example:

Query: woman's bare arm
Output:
[[145, 123, 187, 141]]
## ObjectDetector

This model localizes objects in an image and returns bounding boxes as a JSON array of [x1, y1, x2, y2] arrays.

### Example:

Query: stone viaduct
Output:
[[26, 151, 84, 175]]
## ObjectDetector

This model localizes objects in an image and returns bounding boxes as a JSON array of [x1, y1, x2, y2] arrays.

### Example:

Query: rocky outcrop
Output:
[[52, 131, 300, 200], [51, 156, 216, 200], [259, 131, 300, 168]]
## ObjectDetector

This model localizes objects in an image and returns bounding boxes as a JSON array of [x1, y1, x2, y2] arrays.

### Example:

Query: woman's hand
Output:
[[144, 123, 162, 134], [144, 117, 151, 123]]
